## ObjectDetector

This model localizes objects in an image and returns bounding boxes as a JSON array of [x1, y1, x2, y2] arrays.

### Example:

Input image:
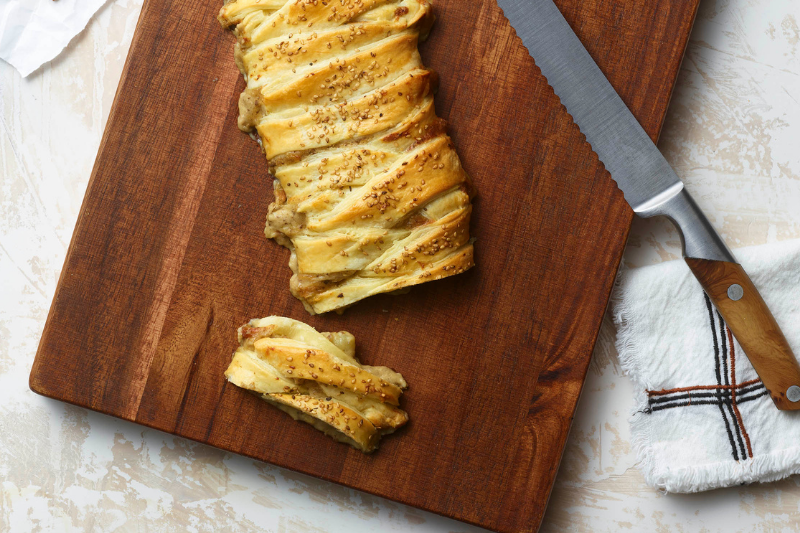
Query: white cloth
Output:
[[0, 0, 107, 77], [612, 239, 800, 493]]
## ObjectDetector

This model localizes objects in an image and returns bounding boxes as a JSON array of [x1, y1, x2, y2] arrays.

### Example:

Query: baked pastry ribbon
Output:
[[225, 316, 409, 452], [219, 0, 476, 314]]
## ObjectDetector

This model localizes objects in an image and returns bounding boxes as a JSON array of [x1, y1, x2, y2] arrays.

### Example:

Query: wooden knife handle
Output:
[[686, 258, 800, 410]]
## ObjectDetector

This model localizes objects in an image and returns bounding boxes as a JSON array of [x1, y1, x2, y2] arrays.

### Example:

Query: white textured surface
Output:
[[1, 0, 799, 531]]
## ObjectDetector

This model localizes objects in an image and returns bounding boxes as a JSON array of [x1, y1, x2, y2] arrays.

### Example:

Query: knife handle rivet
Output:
[[788, 386, 800, 403], [727, 284, 744, 301]]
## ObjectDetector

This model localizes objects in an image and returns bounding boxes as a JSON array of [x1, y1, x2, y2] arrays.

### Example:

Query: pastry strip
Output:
[[219, 0, 476, 314]]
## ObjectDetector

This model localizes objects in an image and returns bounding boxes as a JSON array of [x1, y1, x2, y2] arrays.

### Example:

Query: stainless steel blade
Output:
[[497, 0, 681, 211], [496, 0, 733, 263]]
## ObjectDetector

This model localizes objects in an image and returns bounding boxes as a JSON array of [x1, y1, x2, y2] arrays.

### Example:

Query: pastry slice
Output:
[[225, 316, 408, 452], [218, 0, 476, 314]]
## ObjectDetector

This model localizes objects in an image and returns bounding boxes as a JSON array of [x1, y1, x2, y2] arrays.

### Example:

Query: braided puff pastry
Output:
[[225, 316, 408, 452], [218, 0, 475, 314]]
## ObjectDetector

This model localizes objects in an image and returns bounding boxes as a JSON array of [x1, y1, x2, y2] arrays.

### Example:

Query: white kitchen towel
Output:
[[612, 239, 800, 493], [0, 0, 107, 77]]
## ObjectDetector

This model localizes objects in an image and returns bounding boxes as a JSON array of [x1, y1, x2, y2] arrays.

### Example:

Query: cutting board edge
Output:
[[529, 215, 634, 533], [27, 374, 531, 532], [651, 0, 701, 143], [28, 0, 154, 407], [525, 10, 704, 525]]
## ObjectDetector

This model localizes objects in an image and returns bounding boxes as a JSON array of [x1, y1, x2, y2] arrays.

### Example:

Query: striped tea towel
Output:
[[611, 239, 800, 493]]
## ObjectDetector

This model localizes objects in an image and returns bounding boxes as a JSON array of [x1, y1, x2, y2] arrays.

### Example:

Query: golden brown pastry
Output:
[[225, 316, 408, 452], [218, 0, 475, 314]]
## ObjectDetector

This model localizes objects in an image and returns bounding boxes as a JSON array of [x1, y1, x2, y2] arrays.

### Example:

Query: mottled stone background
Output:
[[1, 0, 799, 531]]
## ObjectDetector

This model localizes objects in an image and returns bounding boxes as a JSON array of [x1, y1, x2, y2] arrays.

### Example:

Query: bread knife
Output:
[[496, 0, 800, 410]]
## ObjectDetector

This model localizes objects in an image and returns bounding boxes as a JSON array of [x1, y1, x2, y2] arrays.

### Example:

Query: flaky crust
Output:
[[224, 316, 408, 452], [219, 0, 475, 314]]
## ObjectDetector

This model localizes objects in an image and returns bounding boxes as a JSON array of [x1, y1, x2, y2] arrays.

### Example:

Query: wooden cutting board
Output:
[[30, 1, 699, 531]]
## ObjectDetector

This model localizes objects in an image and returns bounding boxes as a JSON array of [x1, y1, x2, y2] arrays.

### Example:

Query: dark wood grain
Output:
[[686, 258, 800, 411], [30, 1, 699, 531]]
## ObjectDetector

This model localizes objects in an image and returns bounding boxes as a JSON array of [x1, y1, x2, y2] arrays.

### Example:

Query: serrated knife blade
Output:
[[497, 0, 800, 410], [497, 0, 680, 213]]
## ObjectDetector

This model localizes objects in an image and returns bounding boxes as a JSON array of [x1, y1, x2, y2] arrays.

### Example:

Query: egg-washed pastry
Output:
[[225, 316, 408, 452], [218, 0, 476, 314]]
